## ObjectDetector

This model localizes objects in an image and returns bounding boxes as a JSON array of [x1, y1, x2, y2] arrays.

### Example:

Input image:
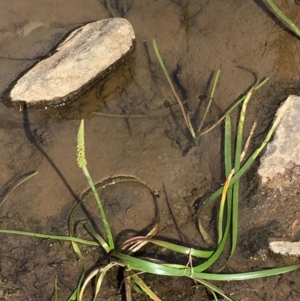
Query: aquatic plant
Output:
[[0, 99, 299, 301], [1, 4, 299, 298], [152, 40, 268, 147]]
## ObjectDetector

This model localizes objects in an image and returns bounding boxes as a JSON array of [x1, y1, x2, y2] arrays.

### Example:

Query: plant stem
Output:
[[195, 69, 221, 146], [203, 102, 284, 206], [265, 0, 300, 37], [0, 171, 38, 208], [199, 78, 269, 136], [0, 228, 99, 246], [82, 166, 114, 251], [153, 39, 196, 139], [231, 85, 254, 255]]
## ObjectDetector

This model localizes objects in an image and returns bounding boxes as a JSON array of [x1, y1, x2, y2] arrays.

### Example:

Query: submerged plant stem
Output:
[[204, 101, 284, 206], [153, 39, 196, 139], [200, 78, 269, 136], [0, 228, 99, 246], [265, 0, 300, 37], [0, 171, 38, 208], [231, 85, 255, 256], [82, 166, 114, 250], [195, 69, 221, 146], [77, 119, 114, 251]]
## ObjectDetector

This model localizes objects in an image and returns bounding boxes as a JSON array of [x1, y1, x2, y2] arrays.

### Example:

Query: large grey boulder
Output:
[[6, 18, 135, 109], [258, 95, 300, 183]]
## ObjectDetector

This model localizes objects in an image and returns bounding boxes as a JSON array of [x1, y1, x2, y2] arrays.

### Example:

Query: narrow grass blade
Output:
[[67, 272, 86, 301], [265, 0, 300, 37], [125, 230, 158, 254], [0, 171, 38, 208], [224, 115, 233, 249], [113, 252, 300, 281], [192, 264, 300, 281], [93, 264, 117, 301], [120, 237, 213, 258], [84, 222, 110, 253], [195, 69, 221, 145], [81, 166, 113, 248], [240, 121, 257, 162], [224, 115, 232, 176], [193, 278, 237, 301], [200, 78, 269, 136], [79, 268, 99, 301], [194, 205, 231, 272], [210, 290, 218, 301], [231, 85, 254, 256], [218, 169, 234, 244], [125, 276, 137, 299], [113, 252, 189, 276], [195, 117, 234, 270], [203, 104, 283, 206], [124, 208, 160, 254], [233, 86, 254, 172], [79, 262, 119, 301], [129, 272, 162, 301], [153, 39, 196, 139], [68, 198, 86, 278], [67, 289, 78, 301], [0, 228, 99, 246]]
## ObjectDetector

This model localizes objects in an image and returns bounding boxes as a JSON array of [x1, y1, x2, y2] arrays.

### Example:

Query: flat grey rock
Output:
[[7, 18, 135, 107], [258, 95, 300, 183]]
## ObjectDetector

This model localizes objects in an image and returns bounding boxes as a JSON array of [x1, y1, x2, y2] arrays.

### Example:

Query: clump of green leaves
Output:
[[0, 104, 299, 301]]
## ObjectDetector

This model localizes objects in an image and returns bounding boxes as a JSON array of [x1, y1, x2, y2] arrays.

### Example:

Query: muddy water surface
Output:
[[1, 1, 300, 300]]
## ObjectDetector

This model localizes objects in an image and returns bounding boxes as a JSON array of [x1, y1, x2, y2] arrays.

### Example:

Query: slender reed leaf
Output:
[[194, 205, 231, 272], [231, 85, 255, 256], [67, 272, 86, 301], [153, 39, 196, 139], [194, 278, 237, 301], [129, 272, 162, 301], [265, 0, 300, 37], [204, 104, 284, 206], [224, 115, 233, 249], [113, 252, 300, 280], [225, 115, 232, 176], [195, 69, 221, 146], [218, 169, 234, 244], [200, 78, 269, 136], [0, 171, 38, 208], [84, 222, 110, 253], [79, 262, 119, 301], [120, 237, 213, 258], [0, 228, 99, 246]]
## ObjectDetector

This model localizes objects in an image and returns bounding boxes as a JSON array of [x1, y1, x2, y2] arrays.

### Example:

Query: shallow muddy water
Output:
[[1, 1, 300, 300]]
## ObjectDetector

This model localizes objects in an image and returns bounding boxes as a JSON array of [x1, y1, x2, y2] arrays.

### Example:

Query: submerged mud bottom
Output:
[[2, 1, 300, 301]]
